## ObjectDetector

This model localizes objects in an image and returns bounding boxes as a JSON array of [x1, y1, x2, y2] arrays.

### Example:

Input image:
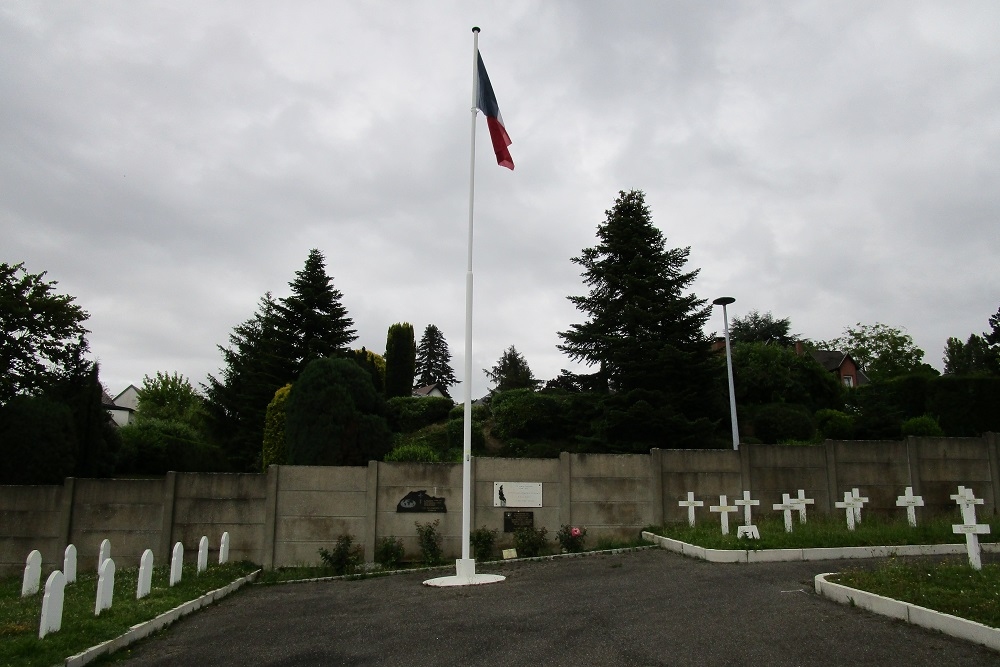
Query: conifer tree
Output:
[[485, 346, 538, 392], [414, 324, 458, 391], [384, 323, 416, 399]]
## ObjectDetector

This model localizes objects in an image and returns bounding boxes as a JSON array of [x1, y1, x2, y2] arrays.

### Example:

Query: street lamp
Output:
[[712, 296, 740, 451]]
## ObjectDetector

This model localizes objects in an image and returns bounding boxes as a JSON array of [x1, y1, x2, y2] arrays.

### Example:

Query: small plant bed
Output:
[[830, 558, 1000, 629], [646, 513, 1000, 552], [0, 560, 258, 667]]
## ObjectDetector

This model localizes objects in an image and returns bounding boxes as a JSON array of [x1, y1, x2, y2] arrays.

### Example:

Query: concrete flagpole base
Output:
[[423, 558, 505, 587]]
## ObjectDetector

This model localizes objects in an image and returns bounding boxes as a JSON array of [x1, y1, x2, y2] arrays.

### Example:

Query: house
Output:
[[412, 383, 451, 399], [794, 343, 869, 388], [102, 385, 139, 427]]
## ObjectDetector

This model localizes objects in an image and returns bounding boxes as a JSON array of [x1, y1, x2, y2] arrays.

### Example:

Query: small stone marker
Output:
[[137, 549, 154, 599], [170, 542, 184, 586], [95, 558, 115, 616], [198, 535, 209, 574], [850, 488, 868, 524], [22, 549, 42, 597], [502, 548, 517, 560], [734, 491, 760, 539], [98, 538, 111, 573], [39, 570, 66, 638], [835, 491, 862, 531], [791, 489, 815, 524], [709, 495, 739, 535], [772, 494, 798, 533], [951, 487, 990, 570], [219, 531, 231, 565], [678, 492, 704, 527], [895, 486, 924, 527], [64, 544, 77, 584]]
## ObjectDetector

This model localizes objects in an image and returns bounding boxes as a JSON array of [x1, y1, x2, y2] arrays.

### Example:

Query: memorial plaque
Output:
[[494, 482, 542, 508], [503, 510, 534, 533], [396, 490, 447, 513]]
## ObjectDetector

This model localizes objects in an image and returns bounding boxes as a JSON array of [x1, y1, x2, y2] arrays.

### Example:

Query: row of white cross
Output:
[[678, 486, 992, 570], [23, 533, 231, 639]]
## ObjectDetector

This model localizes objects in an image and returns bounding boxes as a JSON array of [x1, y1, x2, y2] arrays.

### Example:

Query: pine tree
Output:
[[414, 324, 458, 391], [384, 323, 416, 399], [485, 346, 538, 392]]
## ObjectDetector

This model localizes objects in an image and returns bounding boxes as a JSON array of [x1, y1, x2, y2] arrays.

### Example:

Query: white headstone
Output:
[[709, 495, 739, 535], [197, 536, 209, 574], [850, 488, 868, 524], [137, 549, 154, 599], [835, 491, 861, 531], [951, 487, 990, 570], [219, 531, 230, 565], [170, 542, 184, 586], [791, 489, 815, 524], [39, 570, 67, 638], [22, 549, 42, 597], [772, 494, 797, 533], [63, 544, 77, 584], [95, 558, 115, 616], [895, 486, 924, 527], [678, 492, 704, 527], [98, 538, 111, 573]]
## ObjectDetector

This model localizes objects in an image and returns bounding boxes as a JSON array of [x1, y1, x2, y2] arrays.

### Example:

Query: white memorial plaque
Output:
[[494, 482, 542, 508]]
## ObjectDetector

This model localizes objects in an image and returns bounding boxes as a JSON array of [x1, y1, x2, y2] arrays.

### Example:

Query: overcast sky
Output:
[[3, 1, 999, 400]]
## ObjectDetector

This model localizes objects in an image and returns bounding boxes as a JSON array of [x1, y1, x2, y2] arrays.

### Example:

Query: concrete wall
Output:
[[1, 434, 998, 574]]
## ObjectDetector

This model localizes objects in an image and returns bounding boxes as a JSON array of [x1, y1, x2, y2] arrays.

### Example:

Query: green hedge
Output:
[[387, 396, 455, 433]]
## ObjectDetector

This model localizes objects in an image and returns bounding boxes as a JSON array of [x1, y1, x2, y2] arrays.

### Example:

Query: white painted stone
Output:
[[22, 549, 42, 597], [709, 495, 738, 535], [850, 488, 868, 524], [170, 542, 184, 586], [895, 486, 924, 527], [678, 492, 704, 527], [197, 536, 209, 574], [835, 491, 862, 531], [772, 494, 798, 533], [137, 549, 154, 599], [791, 489, 815, 524], [63, 544, 77, 584], [951, 487, 990, 570], [39, 570, 67, 638], [737, 525, 760, 539], [98, 538, 111, 573], [219, 532, 230, 565], [95, 558, 115, 616]]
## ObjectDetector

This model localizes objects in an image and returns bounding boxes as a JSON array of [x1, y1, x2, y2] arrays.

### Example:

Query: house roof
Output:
[[412, 383, 451, 398], [810, 350, 848, 372]]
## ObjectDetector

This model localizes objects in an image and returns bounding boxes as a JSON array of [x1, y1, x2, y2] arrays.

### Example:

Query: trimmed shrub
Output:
[[901, 415, 945, 437], [261, 384, 292, 470], [752, 403, 815, 444], [319, 535, 363, 575], [470, 527, 498, 561], [415, 520, 444, 566], [374, 536, 405, 568], [387, 396, 455, 433], [555, 525, 588, 553], [513, 526, 548, 558], [118, 417, 228, 474], [815, 409, 855, 440]]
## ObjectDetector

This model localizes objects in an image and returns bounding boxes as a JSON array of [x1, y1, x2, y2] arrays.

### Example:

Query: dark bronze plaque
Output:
[[503, 510, 534, 533], [396, 490, 447, 513]]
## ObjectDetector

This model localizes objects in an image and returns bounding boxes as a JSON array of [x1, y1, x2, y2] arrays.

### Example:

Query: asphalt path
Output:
[[111, 549, 1000, 666]]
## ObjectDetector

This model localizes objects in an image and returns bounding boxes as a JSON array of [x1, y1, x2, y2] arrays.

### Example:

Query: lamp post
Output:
[[712, 296, 740, 450]]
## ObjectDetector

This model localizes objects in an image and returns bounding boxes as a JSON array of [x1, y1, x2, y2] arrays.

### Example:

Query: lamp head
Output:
[[712, 296, 736, 306]]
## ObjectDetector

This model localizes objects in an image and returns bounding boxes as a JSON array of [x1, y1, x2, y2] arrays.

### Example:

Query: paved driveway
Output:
[[113, 549, 999, 666]]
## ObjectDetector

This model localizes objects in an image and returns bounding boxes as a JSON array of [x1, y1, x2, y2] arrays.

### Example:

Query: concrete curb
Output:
[[63, 569, 261, 667], [814, 572, 1000, 652], [641, 531, 1000, 563]]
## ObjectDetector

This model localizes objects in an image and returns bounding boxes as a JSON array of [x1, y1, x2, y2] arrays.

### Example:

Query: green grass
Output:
[[645, 512, 1000, 551], [832, 558, 1000, 629], [0, 560, 257, 667]]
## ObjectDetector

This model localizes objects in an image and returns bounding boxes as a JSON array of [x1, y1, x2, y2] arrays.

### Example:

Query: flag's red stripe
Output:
[[486, 116, 514, 170]]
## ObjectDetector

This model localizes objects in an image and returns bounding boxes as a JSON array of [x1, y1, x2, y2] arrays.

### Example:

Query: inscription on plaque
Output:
[[494, 482, 542, 508], [503, 511, 534, 533], [396, 490, 447, 513]]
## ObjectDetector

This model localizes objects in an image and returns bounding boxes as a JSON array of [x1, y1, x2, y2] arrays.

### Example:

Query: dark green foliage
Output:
[[732, 342, 843, 412], [901, 415, 944, 437], [386, 396, 455, 432], [318, 535, 363, 575], [261, 384, 292, 470], [0, 395, 76, 484], [383, 443, 441, 462], [470, 527, 499, 561], [823, 322, 933, 382], [815, 409, 856, 440], [555, 525, 587, 553], [752, 403, 815, 443], [345, 348, 385, 394], [943, 334, 999, 376], [513, 526, 548, 557], [490, 389, 563, 440], [729, 310, 798, 346], [414, 324, 457, 391], [415, 520, 443, 566], [284, 358, 392, 466], [384, 323, 416, 399], [485, 346, 539, 392], [136, 372, 206, 424], [925, 376, 1000, 436], [117, 418, 228, 474], [374, 536, 405, 568], [46, 361, 120, 478]]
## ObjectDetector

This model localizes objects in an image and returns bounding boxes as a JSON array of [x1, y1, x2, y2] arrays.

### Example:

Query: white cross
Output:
[[850, 488, 869, 524], [791, 489, 815, 524], [709, 495, 739, 535], [734, 491, 760, 526], [895, 486, 924, 527], [678, 492, 704, 527], [835, 491, 862, 531], [773, 493, 798, 533], [951, 486, 990, 570]]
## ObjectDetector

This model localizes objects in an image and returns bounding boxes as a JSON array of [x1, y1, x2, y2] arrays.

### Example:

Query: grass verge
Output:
[[831, 558, 1000, 629], [0, 560, 257, 667]]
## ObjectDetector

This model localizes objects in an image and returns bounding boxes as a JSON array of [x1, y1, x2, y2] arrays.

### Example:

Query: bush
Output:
[[0, 395, 76, 484], [318, 535, 363, 575], [752, 403, 815, 443], [490, 389, 562, 440], [374, 536, 405, 568], [261, 384, 292, 470], [555, 525, 588, 553], [387, 396, 455, 433], [901, 415, 945, 437], [470, 527, 498, 561], [415, 520, 444, 566], [815, 409, 855, 440], [118, 417, 228, 474], [384, 443, 441, 462], [513, 526, 548, 557]]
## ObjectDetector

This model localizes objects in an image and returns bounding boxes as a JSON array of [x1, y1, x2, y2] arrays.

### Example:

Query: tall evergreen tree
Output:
[[729, 310, 798, 347], [414, 324, 457, 391], [485, 345, 538, 392], [384, 323, 416, 399]]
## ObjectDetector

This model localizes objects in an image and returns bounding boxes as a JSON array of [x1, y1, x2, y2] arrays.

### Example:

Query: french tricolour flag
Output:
[[476, 50, 514, 170]]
